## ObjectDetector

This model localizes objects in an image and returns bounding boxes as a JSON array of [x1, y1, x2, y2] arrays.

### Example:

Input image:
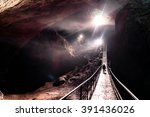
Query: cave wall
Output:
[[109, 1, 150, 99], [0, 0, 99, 94]]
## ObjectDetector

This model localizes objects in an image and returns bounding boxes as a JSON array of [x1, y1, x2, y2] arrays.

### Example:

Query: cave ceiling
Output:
[[0, 0, 127, 47]]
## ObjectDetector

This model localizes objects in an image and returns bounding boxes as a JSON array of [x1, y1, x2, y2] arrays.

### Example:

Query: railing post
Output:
[[86, 81, 89, 100], [59, 66, 101, 100], [80, 86, 82, 100]]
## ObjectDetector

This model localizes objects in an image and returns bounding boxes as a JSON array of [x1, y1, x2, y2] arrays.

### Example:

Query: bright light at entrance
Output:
[[92, 11, 110, 27], [94, 38, 103, 46], [93, 15, 105, 26]]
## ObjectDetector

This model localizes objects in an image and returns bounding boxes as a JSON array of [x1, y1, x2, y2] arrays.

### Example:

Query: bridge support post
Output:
[[80, 86, 82, 100]]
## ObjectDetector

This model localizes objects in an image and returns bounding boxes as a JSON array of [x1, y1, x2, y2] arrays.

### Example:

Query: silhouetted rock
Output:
[[109, 1, 150, 99]]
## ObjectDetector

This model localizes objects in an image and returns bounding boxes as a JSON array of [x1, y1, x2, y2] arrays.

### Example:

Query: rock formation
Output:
[[109, 1, 150, 99]]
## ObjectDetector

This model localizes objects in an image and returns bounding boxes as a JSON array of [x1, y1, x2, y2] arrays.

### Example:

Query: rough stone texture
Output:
[[0, 0, 141, 98], [0, 0, 99, 94], [0, 0, 99, 46], [0, 0, 23, 13]]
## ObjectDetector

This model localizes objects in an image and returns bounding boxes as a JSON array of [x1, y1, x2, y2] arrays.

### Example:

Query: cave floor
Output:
[[3, 82, 75, 100]]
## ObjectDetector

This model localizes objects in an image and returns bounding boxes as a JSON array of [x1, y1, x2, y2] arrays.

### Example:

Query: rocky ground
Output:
[[3, 51, 102, 100]]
